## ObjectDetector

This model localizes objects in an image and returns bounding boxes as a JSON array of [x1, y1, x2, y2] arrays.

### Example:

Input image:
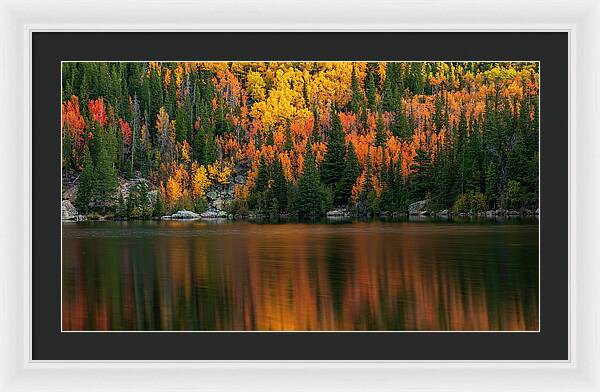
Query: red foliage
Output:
[[88, 98, 107, 127]]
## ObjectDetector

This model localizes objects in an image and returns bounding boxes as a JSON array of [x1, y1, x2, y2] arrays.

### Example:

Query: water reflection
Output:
[[62, 220, 539, 331]]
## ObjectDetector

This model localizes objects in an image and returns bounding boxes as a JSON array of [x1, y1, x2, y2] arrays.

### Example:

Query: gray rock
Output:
[[408, 200, 428, 215], [437, 209, 449, 216], [62, 200, 78, 221], [206, 191, 218, 200], [234, 175, 245, 184], [200, 209, 228, 219], [326, 209, 350, 217], [148, 190, 158, 205], [213, 198, 225, 210], [164, 210, 201, 220]]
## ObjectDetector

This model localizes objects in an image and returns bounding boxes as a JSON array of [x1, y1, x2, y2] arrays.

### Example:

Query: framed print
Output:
[[1, 0, 599, 390], [34, 32, 563, 361]]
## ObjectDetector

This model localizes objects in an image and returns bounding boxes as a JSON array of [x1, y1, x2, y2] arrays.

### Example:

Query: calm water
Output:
[[62, 219, 539, 331]]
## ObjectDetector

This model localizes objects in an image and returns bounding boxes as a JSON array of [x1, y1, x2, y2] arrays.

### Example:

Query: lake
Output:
[[62, 218, 539, 331]]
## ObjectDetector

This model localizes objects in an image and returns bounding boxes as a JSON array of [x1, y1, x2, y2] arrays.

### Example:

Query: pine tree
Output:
[[365, 65, 377, 112], [334, 142, 360, 206], [148, 66, 163, 143], [375, 110, 387, 147], [350, 65, 363, 116], [94, 130, 119, 210], [153, 191, 165, 218], [297, 142, 322, 218], [255, 155, 269, 193], [272, 158, 288, 213], [193, 124, 206, 164], [75, 145, 95, 213], [320, 110, 346, 186], [409, 148, 433, 202]]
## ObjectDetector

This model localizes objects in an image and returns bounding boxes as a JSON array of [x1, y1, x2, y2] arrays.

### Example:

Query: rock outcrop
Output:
[[408, 200, 428, 215], [61, 200, 80, 221], [326, 209, 350, 218], [162, 210, 201, 220]]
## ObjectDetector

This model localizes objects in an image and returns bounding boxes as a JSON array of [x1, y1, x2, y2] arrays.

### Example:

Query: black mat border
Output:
[[33, 32, 568, 360]]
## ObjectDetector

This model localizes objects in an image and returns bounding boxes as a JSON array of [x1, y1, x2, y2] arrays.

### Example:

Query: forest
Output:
[[61, 61, 539, 219]]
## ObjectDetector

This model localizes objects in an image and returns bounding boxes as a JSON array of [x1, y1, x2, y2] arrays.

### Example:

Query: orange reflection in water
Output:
[[62, 220, 539, 331]]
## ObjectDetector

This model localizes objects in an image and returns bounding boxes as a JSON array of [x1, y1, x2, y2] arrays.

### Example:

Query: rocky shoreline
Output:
[[62, 198, 540, 223]]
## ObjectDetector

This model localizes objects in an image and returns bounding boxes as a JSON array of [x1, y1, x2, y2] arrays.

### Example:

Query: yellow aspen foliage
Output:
[[247, 71, 266, 101], [234, 184, 249, 201], [180, 140, 191, 163], [166, 176, 183, 203], [351, 172, 366, 201], [156, 107, 170, 136], [207, 161, 233, 185], [191, 163, 211, 199]]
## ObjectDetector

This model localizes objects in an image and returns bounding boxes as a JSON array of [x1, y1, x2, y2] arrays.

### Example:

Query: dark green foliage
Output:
[[297, 142, 323, 218], [320, 111, 346, 186], [375, 111, 387, 147], [365, 65, 377, 112], [334, 142, 360, 206], [75, 145, 95, 213], [94, 131, 119, 208], [409, 148, 433, 203]]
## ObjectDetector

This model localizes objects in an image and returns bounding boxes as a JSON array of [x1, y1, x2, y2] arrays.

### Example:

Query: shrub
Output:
[[452, 194, 470, 213]]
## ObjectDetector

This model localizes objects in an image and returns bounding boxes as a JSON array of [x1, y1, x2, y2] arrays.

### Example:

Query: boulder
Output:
[[148, 190, 158, 205], [200, 209, 228, 219], [213, 198, 226, 210], [62, 200, 78, 221], [408, 200, 428, 215], [326, 209, 350, 217], [437, 209, 449, 216], [163, 210, 201, 220], [206, 191, 218, 200]]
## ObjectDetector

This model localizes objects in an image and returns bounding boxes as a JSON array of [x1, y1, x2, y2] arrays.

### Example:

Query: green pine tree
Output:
[[297, 142, 322, 218], [75, 145, 95, 213], [320, 110, 346, 186], [334, 142, 360, 206]]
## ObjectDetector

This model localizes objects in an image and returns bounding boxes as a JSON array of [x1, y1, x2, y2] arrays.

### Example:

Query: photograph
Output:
[[60, 61, 540, 332]]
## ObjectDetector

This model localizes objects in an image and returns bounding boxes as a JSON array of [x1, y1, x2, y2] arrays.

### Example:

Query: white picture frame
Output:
[[0, 0, 597, 390]]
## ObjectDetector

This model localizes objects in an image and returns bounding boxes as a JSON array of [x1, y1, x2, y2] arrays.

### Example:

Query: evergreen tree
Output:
[[409, 148, 433, 202], [365, 65, 377, 112], [272, 159, 288, 213], [334, 142, 360, 206], [375, 111, 387, 147], [94, 130, 119, 210], [297, 142, 322, 218], [350, 65, 363, 116], [255, 155, 269, 193], [75, 145, 95, 213], [320, 110, 346, 186]]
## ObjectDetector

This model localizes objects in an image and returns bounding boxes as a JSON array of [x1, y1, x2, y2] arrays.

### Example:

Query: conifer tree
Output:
[[297, 142, 322, 218], [365, 66, 377, 112], [375, 111, 387, 147], [334, 142, 360, 206], [272, 158, 288, 213], [75, 145, 95, 213], [321, 110, 346, 186], [94, 130, 119, 210]]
